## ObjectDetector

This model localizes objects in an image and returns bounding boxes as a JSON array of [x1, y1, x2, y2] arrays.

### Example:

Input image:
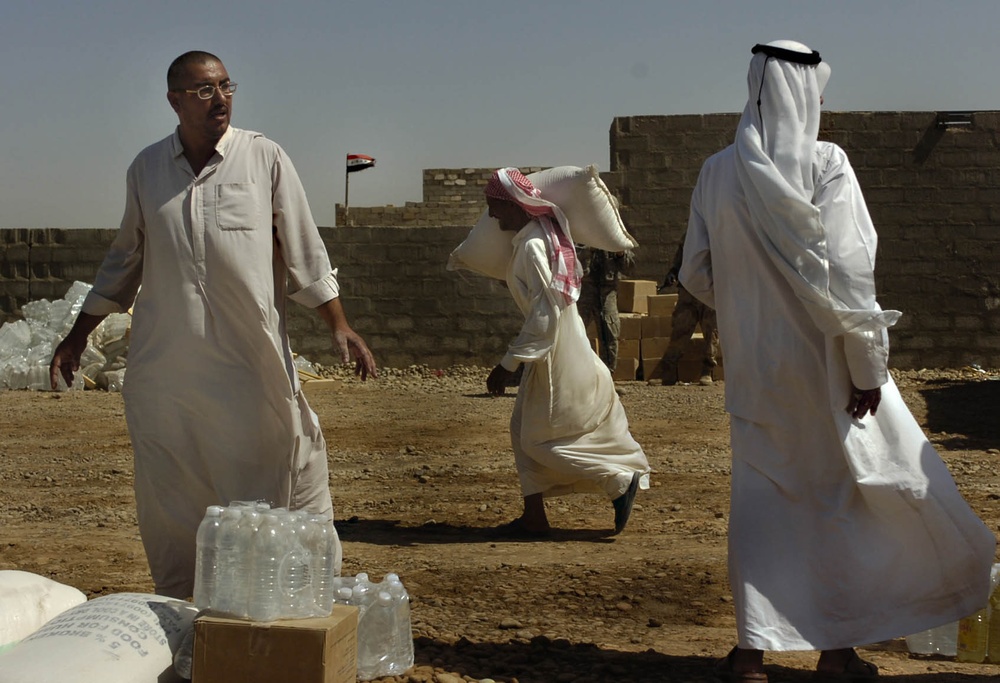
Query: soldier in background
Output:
[[658, 235, 720, 385], [576, 246, 635, 371]]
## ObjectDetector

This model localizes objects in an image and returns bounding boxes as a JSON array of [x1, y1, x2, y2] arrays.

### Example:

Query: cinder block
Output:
[[617, 280, 658, 314]]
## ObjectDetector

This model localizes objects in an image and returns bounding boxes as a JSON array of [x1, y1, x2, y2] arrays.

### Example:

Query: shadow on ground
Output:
[[919, 380, 1000, 451], [411, 635, 1000, 683], [336, 518, 616, 546]]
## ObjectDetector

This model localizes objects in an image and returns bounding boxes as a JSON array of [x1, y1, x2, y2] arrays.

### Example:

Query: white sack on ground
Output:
[[0, 571, 86, 649], [0, 593, 198, 683]]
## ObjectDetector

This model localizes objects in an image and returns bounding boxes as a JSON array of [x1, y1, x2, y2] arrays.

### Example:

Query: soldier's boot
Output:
[[660, 360, 679, 386], [698, 363, 714, 386]]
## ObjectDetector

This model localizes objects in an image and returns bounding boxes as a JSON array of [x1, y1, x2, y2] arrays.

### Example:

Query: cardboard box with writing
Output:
[[617, 280, 658, 314], [192, 606, 359, 683]]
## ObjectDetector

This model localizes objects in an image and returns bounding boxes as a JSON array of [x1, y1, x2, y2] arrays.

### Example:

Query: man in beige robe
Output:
[[50, 51, 376, 598]]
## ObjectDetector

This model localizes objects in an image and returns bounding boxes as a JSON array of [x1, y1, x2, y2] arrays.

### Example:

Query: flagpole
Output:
[[344, 154, 350, 226]]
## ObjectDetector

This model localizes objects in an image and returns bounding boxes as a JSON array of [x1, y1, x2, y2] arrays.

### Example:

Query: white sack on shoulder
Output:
[[447, 165, 638, 281], [0, 592, 199, 683], [528, 165, 638, 252], [0, 571, 86, 648], [447, 211, 514, 281]]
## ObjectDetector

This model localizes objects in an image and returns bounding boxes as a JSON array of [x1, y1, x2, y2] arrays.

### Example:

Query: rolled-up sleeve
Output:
[[271, 145, 341, 307]]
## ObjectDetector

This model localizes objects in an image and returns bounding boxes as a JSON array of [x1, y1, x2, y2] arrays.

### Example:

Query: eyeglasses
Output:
[[176, 83, 238, 100]]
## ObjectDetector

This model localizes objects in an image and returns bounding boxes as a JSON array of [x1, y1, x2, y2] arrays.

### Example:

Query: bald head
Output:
[[167, 51, 223, 90]]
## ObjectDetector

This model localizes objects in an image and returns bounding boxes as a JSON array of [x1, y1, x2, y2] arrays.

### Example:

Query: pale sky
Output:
[[2, 0, 998, 228]]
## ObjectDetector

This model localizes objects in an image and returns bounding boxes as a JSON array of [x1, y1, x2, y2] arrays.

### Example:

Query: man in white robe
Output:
[[680, 41, 996, 681], [483, 168, 650, 538], [50, 51, 377, 599]]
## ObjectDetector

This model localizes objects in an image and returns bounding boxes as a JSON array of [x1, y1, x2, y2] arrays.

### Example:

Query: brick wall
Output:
[[608, 111, 1000, 369]]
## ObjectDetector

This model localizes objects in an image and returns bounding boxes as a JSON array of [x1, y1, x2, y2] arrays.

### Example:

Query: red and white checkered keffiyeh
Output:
[[486, 168, 581, 305]]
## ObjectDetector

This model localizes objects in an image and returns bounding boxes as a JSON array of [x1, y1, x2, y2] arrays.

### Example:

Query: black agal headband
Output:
[[751, 43, 822, 65]]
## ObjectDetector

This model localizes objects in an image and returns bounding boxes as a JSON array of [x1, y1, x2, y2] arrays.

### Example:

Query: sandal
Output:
[[715, 646, 768, 683], [813, 649, 878, 681], [612, 472, 641, 534]]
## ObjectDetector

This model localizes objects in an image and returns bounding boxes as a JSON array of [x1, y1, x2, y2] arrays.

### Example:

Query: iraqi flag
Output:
[[346, 154, 376, 173]]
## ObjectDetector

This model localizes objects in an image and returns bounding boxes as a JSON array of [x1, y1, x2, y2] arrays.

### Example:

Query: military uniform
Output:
[[576, 247, 634, 371]]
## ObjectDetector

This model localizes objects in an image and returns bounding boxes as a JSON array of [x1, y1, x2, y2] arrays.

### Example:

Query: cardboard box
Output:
[[617, 339, 640, 360], [617, 280, 658, 314], [641, 356, 665, 382], [677, 359, 706, 384], [640, 316, 673, 339], [647, 293, 678, 319], [612, 357, 638, 381], [618, 313, 644, 340], [192, 606, 359, 683], [640, 336, 670, 360]]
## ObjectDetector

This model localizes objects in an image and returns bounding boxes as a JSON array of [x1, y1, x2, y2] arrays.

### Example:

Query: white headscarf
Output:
[[734, 40, 898, 335]]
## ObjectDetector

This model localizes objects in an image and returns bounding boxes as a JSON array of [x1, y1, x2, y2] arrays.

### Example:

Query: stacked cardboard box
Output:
[[606, 281, 723, 383]]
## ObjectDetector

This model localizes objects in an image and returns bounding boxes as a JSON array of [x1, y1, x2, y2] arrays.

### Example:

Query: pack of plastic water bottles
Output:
[[333, 573, 415, 681], [192, 502, 339, 621]]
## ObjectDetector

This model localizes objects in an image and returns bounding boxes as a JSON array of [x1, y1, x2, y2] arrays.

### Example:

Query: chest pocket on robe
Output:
[[214, 182, 259, 231]]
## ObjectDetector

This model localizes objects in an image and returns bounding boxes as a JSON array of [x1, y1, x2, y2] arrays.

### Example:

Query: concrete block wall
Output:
[[3, 111, 999, 369], [334, 167, 546, 228], [0, 226, 522, 370], [608, 111, 1000, 369]]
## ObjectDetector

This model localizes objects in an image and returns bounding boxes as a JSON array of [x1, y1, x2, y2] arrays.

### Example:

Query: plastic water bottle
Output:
[[212, 507, 244, 615], [957, 608, 990, 662], [281, 511, 316, 617], [385, 577, 414, 675], [906, 621, 958, 656], [193, 505, 224, 609], [248, 511, 286, 621], [357, 590, 394, 680], [307, 514, 338, 614]]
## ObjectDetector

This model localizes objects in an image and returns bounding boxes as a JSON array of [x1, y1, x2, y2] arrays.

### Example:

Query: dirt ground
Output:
[[1, 365, 999, 683]]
